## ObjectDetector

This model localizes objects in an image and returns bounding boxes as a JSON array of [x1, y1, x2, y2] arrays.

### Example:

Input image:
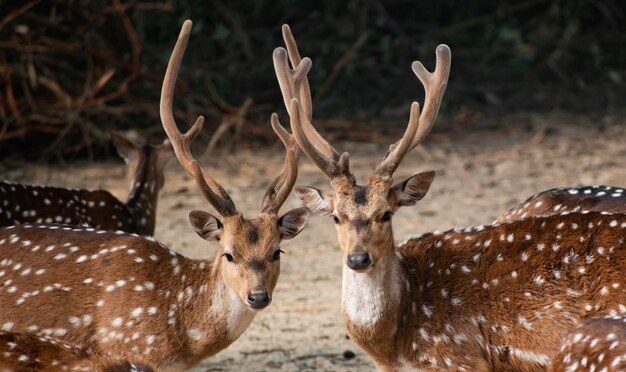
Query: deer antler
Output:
[[160, 20, 237, 217], [274, 25, 350, 179], [278, 25, 312, 121], [261, 114, 298, 214], [274, 25, 342, 163], [278, 25, 425, 180], [374, 45, 451, 176], [372, 102, 421, 176], [288, 98, 351, 179], [410, 45, 451, 150]]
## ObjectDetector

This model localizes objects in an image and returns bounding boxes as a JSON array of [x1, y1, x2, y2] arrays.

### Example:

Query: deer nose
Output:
[[247, 291, 270, 309], [346, 252, 372, 271]]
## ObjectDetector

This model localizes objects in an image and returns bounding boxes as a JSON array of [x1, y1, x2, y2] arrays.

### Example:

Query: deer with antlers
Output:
[[548, 316, 626, 371], [0, 132, 173, 236], [495, 186, 626, 224], [0, 331, 155, 371], [276, 26, 626, 371], [0, 20, 309, 371]]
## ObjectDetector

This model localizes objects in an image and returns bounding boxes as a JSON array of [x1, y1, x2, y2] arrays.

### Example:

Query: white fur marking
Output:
[[342, 255, 402, 327]]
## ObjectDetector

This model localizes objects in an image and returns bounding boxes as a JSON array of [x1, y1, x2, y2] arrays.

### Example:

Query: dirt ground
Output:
[[1, 114, 625, 371]]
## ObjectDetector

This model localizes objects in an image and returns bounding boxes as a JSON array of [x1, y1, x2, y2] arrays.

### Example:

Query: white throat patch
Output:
[[210, 282, 256, 341], [342, 254, 402, 327], [226, 288, 255, 340]]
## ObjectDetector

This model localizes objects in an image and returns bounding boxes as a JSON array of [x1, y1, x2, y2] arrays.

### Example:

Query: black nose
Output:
[[247, 292, 270, 309], [346, 252, 372, 270]]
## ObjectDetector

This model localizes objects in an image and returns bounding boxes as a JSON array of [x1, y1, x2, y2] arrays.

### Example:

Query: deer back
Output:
[[0, 181, 134, 232], [495, 186, 626, 224], [0, 133, 172, 236]]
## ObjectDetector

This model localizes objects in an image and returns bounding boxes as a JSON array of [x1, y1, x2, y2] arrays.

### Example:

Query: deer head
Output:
[[110, 131, 174, 198], [274, 25, 450, 272], [160, 20, 309, 310]]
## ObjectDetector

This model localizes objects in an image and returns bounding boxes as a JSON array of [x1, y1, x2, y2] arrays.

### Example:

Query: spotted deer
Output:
[[548, 316, 626, 372], [279, 28, 626, 371], [0, 132, 174, 235], [0, 20, 309, 371], [0, 331, 154, 371], [495, 186, 626, 224]]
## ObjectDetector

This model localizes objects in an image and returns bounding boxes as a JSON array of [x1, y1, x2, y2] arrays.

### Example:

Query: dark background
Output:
[[1, 0, 624, 160]]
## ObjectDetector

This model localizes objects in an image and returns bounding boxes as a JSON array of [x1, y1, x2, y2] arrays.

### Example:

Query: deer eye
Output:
[[382, 211, 392, 222], [332, 215, 340, 224], [222, 253, 234, 262], [273, 250, 284, 261]]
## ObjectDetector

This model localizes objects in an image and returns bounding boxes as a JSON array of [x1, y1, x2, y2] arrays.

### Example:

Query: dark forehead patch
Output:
[[354, 219, 370, 231], [247, 225, 259, 244], [354, 186, 368, 205], [249, 258, 265, 271]]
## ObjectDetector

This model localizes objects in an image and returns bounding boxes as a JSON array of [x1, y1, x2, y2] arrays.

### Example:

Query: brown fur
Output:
[[281, 22, 453, 369], [495, 186, 626, 224], [0, 331, 154, 371], [299, 173, 626, 371], [329, 176, 397, 264], [389, 213, 626, 371], [548, 316, 626, 371], [0, 135, 173, 235], [0, 212, 306, 370]]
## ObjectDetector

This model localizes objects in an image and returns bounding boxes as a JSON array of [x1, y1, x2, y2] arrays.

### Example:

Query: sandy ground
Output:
[[1, 114, 625, 371]]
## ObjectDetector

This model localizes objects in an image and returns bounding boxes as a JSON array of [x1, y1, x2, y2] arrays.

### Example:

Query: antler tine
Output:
[[261, 114, 298, 214], [160, 20, 237, 217], [289, 98, 350, 179], [376, 45, 451, 177], [409, 44, 451, 150], [272, 48, 312, 120], [275, 24, 341, 162], [281, 24, 312, 120], [373, 102, 420, 176], [270, 112, 298, 152]]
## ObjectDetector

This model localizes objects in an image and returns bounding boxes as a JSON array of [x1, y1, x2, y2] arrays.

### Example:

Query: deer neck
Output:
[[164, 257, 256, 368], [207, 259, 256, 343], [341, 243, 408, 363], [124, 149, 159, 235]]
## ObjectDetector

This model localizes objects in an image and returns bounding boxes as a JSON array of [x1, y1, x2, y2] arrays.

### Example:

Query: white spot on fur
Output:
[[1, 323, 13, 331], [492, 346, 550, 365], [187, 328, 202, 341]]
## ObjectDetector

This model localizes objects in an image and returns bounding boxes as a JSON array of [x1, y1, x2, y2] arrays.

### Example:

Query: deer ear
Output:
[[189, 210, 223, 241], [391, 171, 436, 207], [111, 132, 141, 162], [278, 207, 310, 240], [294, 186, 334, 216], [156, 139, 175, 168]]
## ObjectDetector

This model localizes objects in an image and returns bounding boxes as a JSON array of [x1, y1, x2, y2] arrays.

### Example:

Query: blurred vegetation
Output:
[[0, 0, 624, 160]]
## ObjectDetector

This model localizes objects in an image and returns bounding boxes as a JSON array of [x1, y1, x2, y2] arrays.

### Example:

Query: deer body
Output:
[[495, 186, 626, 224], [339, 212, 626, 370], [0, 331, 155, 371], [0, 18, 309, 368], [0, 182, 136, 233], [0, 134, 173, 236], [0, 20, 305, 369], [0, 223, 266, 370], [548, 316, 626, 372], [270, 25, 626, 371]]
